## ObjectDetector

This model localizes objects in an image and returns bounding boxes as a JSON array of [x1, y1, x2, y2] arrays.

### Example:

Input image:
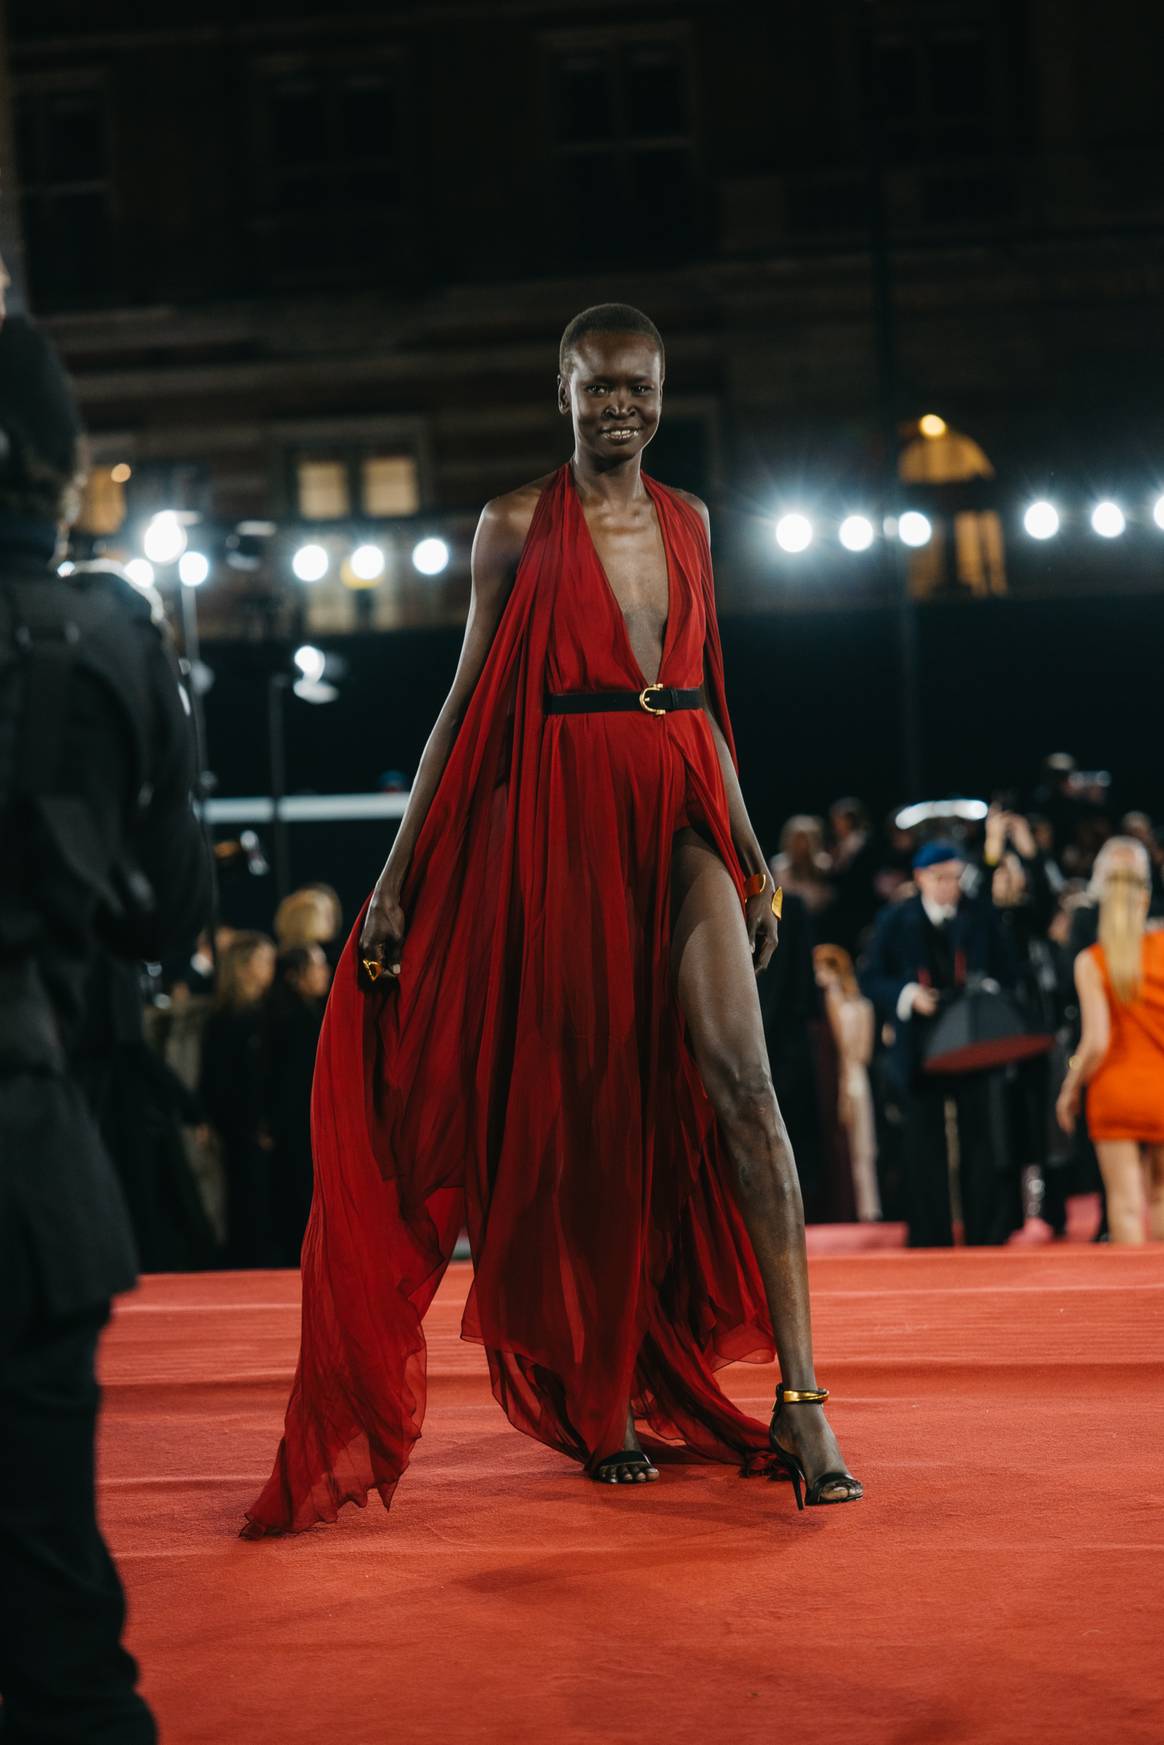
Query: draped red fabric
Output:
[[243, 461, 778, 1537]]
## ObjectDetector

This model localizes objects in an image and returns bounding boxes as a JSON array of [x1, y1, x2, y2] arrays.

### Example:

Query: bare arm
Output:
[[1056, 951, 1111, 1132], [678, 489, 776, 972], [359, 488, 537, 975]]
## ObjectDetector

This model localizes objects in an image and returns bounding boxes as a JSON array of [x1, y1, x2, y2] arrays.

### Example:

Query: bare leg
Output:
[[1095, 1140, 1147, 1245], [668, 827, 860, 1501], [1146, 1146, 1164, 1243]]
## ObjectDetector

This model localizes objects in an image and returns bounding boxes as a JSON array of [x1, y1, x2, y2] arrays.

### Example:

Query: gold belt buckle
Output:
[[638, 684, 667, 715]]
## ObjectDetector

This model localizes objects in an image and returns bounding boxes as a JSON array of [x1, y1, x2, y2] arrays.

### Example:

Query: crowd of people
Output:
[[760, 759, 1164, 1248], [122, 756, 1164, 1267]]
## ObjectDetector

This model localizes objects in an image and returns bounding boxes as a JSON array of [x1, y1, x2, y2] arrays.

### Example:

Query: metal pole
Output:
[[860, 0, 923, 801], [268, 673, 290, 907]]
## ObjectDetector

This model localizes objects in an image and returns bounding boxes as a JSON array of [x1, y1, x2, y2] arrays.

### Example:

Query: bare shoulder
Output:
[[668, 486, 711, 538], [476, 471, 558, 561]]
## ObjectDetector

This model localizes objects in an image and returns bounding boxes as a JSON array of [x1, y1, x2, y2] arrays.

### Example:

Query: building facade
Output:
[[3, 0, 1163, 638]]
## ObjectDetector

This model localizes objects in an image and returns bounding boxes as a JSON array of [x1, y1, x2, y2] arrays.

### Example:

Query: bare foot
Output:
[[593, 1408, 659, 1485], [770, 1401, 863, 1503]]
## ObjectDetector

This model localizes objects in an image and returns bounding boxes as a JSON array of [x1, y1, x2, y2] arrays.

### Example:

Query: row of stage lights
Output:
[[113, 511, 452, 592], [99, 495, 1164, 588], [773, 494, 1164, 554]]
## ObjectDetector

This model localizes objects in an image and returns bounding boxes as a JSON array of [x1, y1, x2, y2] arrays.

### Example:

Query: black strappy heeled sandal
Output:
[[591, 1450, 659, 1485], [768, 1384, 863, 1510]]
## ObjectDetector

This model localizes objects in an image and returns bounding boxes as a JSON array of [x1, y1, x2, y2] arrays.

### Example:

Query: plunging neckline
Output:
[[568, 464, 674, 690]]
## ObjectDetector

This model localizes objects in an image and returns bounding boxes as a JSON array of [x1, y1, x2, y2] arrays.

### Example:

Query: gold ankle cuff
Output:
[[778, 1386, 829, 1404]]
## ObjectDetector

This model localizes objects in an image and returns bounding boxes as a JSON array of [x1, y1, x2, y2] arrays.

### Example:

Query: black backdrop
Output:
[[202, 593, 1156, 931]]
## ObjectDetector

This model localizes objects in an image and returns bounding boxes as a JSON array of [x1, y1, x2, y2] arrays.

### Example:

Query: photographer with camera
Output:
[[860, 836, 1016, 1246], [0, 315, 210, 1739]]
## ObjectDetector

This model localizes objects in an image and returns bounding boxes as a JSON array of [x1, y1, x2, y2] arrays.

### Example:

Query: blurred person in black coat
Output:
[[261, 944, 331, 1265], [822, 797, 879, 956], [860, 837, 1017, 1247], [0, 316, 209, 1741], [198, 932, 278, 1267]]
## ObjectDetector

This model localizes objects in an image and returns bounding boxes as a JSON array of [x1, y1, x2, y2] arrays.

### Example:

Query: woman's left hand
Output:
[[747, 895, 779, 973]]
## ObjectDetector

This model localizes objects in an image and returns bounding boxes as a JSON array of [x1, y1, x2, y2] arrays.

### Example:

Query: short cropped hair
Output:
[[558, 303, 665, 379], [0, 316, 87, 523]]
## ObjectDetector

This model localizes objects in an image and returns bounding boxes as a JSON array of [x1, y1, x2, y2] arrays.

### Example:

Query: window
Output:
[[14, 82, 114, 309], [864, 9, 1010, 227], [255, 58, 405, 278], [294, 450, 418, 521], [546, 34, 701, 265]]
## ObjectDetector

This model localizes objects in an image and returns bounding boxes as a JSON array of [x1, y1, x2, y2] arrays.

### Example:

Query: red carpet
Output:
[[98, 1245, 1163, 1745]]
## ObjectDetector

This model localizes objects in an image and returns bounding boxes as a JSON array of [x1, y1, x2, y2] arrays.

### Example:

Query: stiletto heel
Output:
[[769, 1383, 863, 1509]]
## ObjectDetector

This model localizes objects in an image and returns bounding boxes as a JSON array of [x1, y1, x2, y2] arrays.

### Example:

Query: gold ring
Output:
[[362, 958, 384, 982], [771, 885, 784, 920]]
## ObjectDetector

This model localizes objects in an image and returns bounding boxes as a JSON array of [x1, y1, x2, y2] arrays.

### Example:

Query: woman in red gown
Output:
[[242, 304, 862, 1534]]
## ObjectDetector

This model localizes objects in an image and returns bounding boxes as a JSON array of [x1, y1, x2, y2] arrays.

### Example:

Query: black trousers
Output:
[[902, 1072, 1020, 1248], [0, 1304, 156, 1743]]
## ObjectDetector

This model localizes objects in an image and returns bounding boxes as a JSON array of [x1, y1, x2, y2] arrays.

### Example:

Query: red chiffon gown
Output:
[[243, 460, 780, 1536]]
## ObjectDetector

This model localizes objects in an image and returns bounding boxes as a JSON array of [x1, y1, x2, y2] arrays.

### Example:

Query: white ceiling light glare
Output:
[[350, 542, 386, 582], [897, 510, 933, 549], [292, 542, 330, 582], [293, 644, 327, 683], [412, 537, 450, 576], [142, 510, 188, 566], [1023, 501, 1060, 541], [838, 514, 875, 552], [1090, 500, 1125, 539], [125, 558, 156, 590], [178, 550, 210, 587], [1151, 493, 1164, 532], [774, 512, 814, 554]]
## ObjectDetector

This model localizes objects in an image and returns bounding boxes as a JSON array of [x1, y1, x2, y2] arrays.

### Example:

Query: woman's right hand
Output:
[[359, 878, 406, 984]]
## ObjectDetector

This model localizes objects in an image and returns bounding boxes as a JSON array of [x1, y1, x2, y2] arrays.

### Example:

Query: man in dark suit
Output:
[[0, 317, 210, 1739], [860, 840, 1016, 1247]]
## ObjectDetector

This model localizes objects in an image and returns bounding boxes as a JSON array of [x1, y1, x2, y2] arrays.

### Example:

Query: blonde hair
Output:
[[274, 887, 338, 950], [1093, 838, 1151, 1005]]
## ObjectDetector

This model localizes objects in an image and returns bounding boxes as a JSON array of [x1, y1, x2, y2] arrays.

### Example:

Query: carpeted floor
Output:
[[98, 1240, 1163, 1745]]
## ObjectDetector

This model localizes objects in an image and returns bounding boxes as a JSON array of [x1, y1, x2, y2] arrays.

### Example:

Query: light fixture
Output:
[[1090, 501, 1125, 539], [293, 644, 327, 683], [1023, 501, 1060, 540], [412, 537, 450, 576], [838, 514, 875, 552], [1152, 494, 1164, 531], [178, 550, 210, 587], [125, 558, 156, 589], [57, 559, 76, 576], [774, 512, 813, 554], [110, 463, 132, 484], [919, 414, 947, 440], [143, 510, 187, 566], [897, 511, 933, 548], [292, 542, 329, 582], [350, 542, 386, 582]]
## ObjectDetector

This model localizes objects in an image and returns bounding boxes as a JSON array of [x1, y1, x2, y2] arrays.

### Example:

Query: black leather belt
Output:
[[545, 684, 702, 718]]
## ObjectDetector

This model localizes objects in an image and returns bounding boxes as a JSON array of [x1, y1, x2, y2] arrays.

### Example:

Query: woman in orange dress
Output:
[[1056, 838, 1164, 1243]]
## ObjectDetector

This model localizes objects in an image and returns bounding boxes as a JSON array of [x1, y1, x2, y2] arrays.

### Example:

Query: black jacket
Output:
[[860, 889, 1016, 1092], [0, 524, 211, 1341]]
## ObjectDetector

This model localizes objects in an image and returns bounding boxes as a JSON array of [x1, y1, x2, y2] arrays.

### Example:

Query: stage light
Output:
[[839, 514, 875, 552], [919, 414, 947, 439], [412, 537, 450, 576], [350, 542, 386, 582], [1090, 501, 1125, 539], [1023, 501, 1060, 540], [179, 550, 210, 587], [125, 558, 156, 589], [898, 511, 933, 548], [292, 542, 329, 582], [293, 644, 327, 683], [774, 512, 813, 554], [1152, 494, 1164, 531], [110, 463, 132, 484], [57, 560, 76, 576], [143, 511, 187, 565]]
